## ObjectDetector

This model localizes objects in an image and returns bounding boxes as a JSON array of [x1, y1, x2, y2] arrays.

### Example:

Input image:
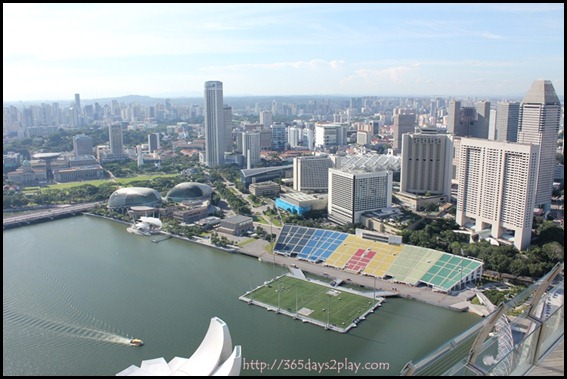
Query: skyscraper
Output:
[[74, 93, 82, 115], [473, 101, 491, 139], [204, 81, 225, 167], [400, 127, 453, 201], [109, 123, 124, 157], [148, 133, 160, 153], [328, 168, 392, 225], [271, 122, 287, 151], [73, 134, 93, 158], [74, 93, 82, 127], [293, 155, 334, 192], [517, 80, 562, 210], [259, 110, 273, 129], [446, 100, 482, 138], [392, 110, 416, 153], [494, 102, 520, 142], [241, 131, 261, 169], [456, 138, 539, 250], [223, 105, 233, 152]]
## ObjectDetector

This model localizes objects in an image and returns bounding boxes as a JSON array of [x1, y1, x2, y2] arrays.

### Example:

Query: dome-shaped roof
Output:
[[107, 187, 162, 209], [165, 182, 213, 202]]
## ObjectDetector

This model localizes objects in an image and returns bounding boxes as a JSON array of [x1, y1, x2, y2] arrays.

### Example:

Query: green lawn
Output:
[[238, 238, 257, 247], [26, 174, 179, 191], [248, 275, 376, 328], [253, 215, 269, 224]]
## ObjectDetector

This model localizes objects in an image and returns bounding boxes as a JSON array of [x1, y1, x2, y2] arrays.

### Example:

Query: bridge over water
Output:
[[3, 202, 102, 229]]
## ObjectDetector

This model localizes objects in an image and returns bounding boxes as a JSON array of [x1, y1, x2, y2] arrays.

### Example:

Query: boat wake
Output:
[[4, 257, 136, 347], [3, 308, 133, 345]]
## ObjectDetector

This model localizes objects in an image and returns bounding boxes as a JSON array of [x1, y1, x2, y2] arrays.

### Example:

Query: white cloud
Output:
[[201, 59, 345, 71]]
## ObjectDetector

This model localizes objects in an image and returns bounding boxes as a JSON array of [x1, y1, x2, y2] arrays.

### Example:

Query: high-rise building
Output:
[[400, 127, 453, 199], [260, 110, 273, 129], [473, 101, 491, 139], [259, 129, 272, 151], [148, 133, 160, 153], [293, 155, 334, 192], [204, 81, 225, 167], [494, 102, 520, 142], [288, 126, 302, 148], [456, 138, 539, 250], [241, 131, 261, 169], [73, 134, 93, 157], [488, 108, 498, 140], [314, 124, 346, 148], [446, 100, 476, 137], [328, 168, 392, 225], [73, 93, 82, 127], [517, 80, 562, 210], [223, 105, 233, 152], [302, 128, 314, 150], [74, 93, 82, 115], [392, 110, 416, 152], [109, 123, 124, 157], [271, 123, 287, 151]]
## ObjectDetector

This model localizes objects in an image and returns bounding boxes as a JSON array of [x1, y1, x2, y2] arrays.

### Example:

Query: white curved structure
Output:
[[116, 317, 241, 376], [139, 217, 163, 229], [127, 217, 163, 235], [212, 346, 242, 376]]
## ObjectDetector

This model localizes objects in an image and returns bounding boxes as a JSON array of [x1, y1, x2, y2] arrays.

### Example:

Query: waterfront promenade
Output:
[[236, 238, 483, 313], [8, 206, 485, 315]]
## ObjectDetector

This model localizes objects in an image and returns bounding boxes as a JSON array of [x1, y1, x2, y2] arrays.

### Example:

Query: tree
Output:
[[541, 242, 564, 263], [537, 221, 564, 246], [510, 259, 528, 277], [424, 202, 439, 212]]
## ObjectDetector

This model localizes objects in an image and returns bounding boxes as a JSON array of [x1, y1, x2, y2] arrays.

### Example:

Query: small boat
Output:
[[130, 338, 144, 346]]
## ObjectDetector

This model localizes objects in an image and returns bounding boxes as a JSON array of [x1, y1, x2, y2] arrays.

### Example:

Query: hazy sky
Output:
[[3, 3, 564, 102]]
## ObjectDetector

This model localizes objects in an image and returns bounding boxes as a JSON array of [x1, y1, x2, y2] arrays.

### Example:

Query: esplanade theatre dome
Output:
[[165, 182, 213, 202], [107, 187, 163, 210]]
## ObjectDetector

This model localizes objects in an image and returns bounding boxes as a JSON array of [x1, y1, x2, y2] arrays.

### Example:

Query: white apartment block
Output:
[[328, 168, 392, 225], [315, 124, 346, 148], [400, 128, 453, 198], [241, 131, 261, 169], [456, 138, 539, 250], [293, 155, 334, 192]]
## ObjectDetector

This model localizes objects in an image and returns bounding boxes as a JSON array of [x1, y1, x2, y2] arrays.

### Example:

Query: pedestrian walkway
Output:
[[526, 338, 564, 376]]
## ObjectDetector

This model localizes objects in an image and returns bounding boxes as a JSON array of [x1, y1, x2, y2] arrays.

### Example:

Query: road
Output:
[[3, 202, 103, 228]]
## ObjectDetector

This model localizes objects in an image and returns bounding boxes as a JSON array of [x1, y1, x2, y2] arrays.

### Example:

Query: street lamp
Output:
[[268, 215, 275, 280], [327, 294, 331, 328], [277, 283, 280, 312], [459, 248, 464, 292], [295, 285, 298, 316], [249, 272, 253, 301], [373, 276, 376, 302]]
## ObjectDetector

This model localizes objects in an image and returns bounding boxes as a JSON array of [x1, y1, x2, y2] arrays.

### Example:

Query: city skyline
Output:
[[3, 3, 564, 102]]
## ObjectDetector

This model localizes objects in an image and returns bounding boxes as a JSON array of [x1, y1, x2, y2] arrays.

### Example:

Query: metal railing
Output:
[[400, 263, 564, 376]]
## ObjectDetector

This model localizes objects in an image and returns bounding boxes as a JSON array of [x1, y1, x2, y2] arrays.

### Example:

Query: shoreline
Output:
[[75, 213, 487, 316]]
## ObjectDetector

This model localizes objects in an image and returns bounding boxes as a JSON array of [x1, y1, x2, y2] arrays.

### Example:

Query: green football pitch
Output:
[[247, 275, 378, 328]]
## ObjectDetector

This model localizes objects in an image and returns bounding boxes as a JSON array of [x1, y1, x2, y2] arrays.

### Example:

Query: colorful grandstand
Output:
[[274, 224, 483, 292]]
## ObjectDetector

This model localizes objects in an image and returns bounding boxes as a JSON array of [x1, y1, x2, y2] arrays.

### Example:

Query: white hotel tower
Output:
[[456, 138, 539, 250], [293, 155, 334, 192], [328, 168, 392, 226]]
